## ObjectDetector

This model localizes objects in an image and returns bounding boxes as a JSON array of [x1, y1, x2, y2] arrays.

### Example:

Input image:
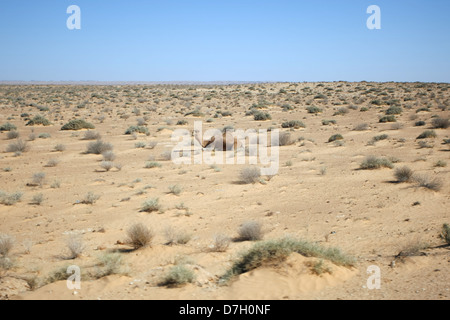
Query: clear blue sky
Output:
[[0, 0, 449, 82]]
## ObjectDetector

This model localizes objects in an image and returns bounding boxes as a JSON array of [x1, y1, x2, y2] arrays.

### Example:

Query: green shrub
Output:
[[417, 130, 437, 139], [385, 106, 402, 115], [0, 123, 17, 132], [160, 265, 195, 287], [125, 126, 149, 135], [221, 237, 355, 282], [26, 115, 51, 126], [379, 115, 397, 123], [306, 106, 322, 114], [253, 111, 271, 121], [61, 119, 95, 130], [328, 134, 344, 143], [281, 120, 305, 129]]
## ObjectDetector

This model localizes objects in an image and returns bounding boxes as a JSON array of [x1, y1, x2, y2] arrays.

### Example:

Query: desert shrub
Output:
[[184, 108, 204, 117], [32, 172, 46, 187], [282, 120, 305, 129], [100, 161, 114, 172], [372, 134, 389, 142], [354, 123, 369, 131], [394, 166, 413, 183], [253, 111, 271, 121], [164, 227, 192, 245], [0, 123, 17, 132], [360, 107, 369, 112], [135, 142, 146, 149], [238, 221, 263, 241], [145, 161, 162, 169], [176, 120, 188, 125], [50, 180, 61, 188], [239, 167, 261, 184], [6, 139, 28, 153], [86, 140, 113, 154], [67, 235, 84, 259], [102, 151, 116, 162], [93, 253, 124, 278], [82, 131, 102, 140], [0, 234, 14, 256], [221, 237, 355, 282], [431, 118, 449, 129], [385, 106, 403, 115], [360, 156, 394, 170], [416, 107, 430, 113], [413, 174, 443, 191], [81, 192, 100, 204], [306, 106, 322, 114], [211, 234, 231, 252], [417, 130, 437, 139], [125, 126, 149, 135], [434, 160, 447, 168], [418, 140, 434, 149], [160, 151, 172, 161], [6, 130, 20, 140], [328, 134, 344, 143], [0, 191, 23, 206], [168, 185, 182, 195], [333, 107, 349, 116], [415, 121, 426, 126], [38, 133, 51, 139], [379, 115, 397, 123], [141, 198, 161, 213], [322, 120, 337, 126], [31, 193, 44, 205], [45, 159, 59, 167], [311, 260, 332, 275], [441, 224, 450, 245], [26, 115, 51, 126], [160, 265, 195, 287], [279, 132, 294, 146], [126, 223, 154, 249], [54, 144, 66, 152], [61, 119, 95, 130], [281, 104, 294, 111]]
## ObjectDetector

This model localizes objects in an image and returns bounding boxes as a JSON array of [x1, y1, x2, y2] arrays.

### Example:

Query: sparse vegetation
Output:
[[221, 237, 355, 282]]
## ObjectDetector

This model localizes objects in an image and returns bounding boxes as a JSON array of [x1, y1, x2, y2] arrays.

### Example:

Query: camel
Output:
[[193, 129, 243, 151]]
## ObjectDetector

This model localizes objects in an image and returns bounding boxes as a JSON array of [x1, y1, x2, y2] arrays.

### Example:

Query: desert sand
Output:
[[0, 82, 448, 300]]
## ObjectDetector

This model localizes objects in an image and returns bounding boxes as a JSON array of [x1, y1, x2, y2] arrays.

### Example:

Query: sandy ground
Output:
[[0, 82, 448, 300]]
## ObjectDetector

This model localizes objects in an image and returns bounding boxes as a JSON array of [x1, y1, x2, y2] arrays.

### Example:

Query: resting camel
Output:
[[193, 129, 243, 151]]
